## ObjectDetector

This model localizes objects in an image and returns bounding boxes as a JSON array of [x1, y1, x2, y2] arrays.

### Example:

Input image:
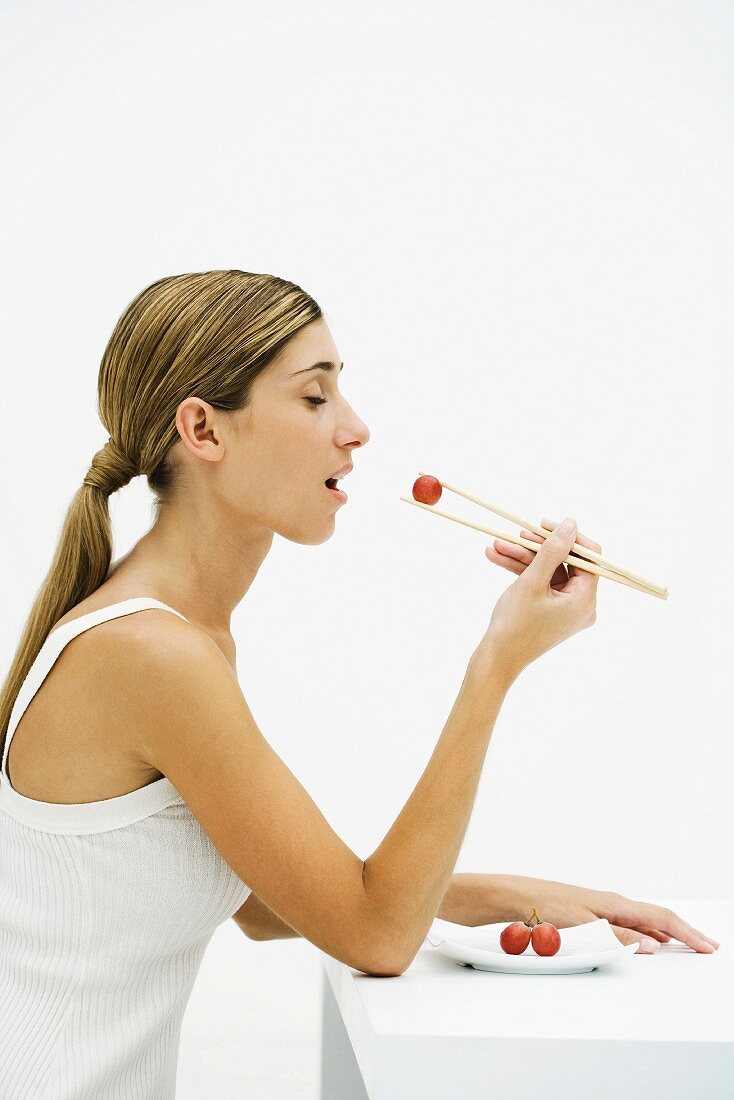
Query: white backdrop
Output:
[[1, 2, 732, 1097]]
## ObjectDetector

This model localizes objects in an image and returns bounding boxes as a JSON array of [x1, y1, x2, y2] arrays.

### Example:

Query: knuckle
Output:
[[612, 898, 634, 922]]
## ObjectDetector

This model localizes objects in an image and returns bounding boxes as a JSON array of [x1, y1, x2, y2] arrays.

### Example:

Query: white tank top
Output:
[[0, 597, 252, 1098]]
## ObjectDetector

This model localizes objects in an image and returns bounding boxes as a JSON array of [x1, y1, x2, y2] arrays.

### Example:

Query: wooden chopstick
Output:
[[417, 471, 668, 598], [537, 518, 665, 596], [400, 496, 665, 598]]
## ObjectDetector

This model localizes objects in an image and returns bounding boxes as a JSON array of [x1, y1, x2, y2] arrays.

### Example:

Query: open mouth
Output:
[[324, 477, 347, 501]]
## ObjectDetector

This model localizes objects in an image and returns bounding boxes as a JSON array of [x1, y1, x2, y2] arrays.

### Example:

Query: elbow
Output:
[[381, 946, 419, 977], [346, 938, 410, 977], [356, 941, 416, 977], [354, 868, 417, 976], [357, 959, 406, 978], [324, 941, 407, 977]]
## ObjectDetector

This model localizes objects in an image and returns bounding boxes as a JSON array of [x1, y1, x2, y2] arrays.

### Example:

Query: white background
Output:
[[1, 1, 732, 1096]]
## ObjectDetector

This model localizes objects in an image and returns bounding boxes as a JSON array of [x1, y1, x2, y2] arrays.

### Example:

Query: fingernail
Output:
[[559, 517, 576, 535], [639, 937, 659, 953]]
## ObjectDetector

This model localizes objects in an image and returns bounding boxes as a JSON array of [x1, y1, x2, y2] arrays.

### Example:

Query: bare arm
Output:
[[232, 868, 510, 942], [233, 891, 300, 940], [361, 658, 508, 971], [232, 668, 508, 961], [126, 613, 508, 975], [366, 517, 600, 969]]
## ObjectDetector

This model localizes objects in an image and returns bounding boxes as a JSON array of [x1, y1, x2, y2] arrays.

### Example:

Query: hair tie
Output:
[[82, 437, 138, 494]]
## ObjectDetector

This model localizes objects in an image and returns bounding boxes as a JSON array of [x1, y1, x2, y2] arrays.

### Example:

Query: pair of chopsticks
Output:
[[399, 471, 668, 600]]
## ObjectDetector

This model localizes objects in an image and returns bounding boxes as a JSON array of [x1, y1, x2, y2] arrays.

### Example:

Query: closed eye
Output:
[[305, 396, 328, 406]]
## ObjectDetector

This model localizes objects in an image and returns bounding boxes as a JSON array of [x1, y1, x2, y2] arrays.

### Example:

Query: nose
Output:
[[340, 405, 370, 449]]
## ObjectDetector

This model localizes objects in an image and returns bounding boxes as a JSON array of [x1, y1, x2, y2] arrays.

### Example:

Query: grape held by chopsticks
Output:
[[499, 907, 561, 956], [412, 475, 442, 505]]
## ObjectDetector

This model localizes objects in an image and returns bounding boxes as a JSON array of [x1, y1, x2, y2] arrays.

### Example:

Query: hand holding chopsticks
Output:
[[400, 473, 668, 601]]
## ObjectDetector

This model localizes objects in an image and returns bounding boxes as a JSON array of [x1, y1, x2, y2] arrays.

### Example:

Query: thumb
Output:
[[610, 924, 660, 953], [526, 516, 577, 589]]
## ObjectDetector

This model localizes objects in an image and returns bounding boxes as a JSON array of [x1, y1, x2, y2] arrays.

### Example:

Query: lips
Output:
[[327, 463, 354, 480], [324, 464, 352, 501], [325, 480, 348, 502]]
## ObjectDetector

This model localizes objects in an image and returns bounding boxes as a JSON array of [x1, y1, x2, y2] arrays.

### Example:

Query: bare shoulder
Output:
[[49, 608, 231, 744], [7, 607, 229, 802], [120, 616, 246, 761], [52, 605, 209, 674], [80, 609, 233, 713]]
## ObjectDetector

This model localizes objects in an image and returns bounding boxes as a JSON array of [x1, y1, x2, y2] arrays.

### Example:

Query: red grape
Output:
[[499, 922, 532, 955], [531, 922, 561, 957], [412, 475, 442, 505], [499, 906, 562, 957]]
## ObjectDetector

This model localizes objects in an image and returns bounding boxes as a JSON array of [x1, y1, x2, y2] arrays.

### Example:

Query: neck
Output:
[[105, 499, 274, 639]]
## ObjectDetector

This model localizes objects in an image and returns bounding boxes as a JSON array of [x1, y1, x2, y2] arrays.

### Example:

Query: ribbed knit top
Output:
[[0, 597, 253, 1099]]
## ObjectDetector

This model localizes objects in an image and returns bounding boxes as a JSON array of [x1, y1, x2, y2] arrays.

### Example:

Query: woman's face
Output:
[[219, 317, 371, 544]]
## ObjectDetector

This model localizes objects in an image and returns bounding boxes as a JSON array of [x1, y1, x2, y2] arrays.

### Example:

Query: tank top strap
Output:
[[1, 597, 189, 782]]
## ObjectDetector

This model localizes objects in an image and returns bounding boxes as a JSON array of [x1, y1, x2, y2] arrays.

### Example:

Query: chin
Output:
[[278, 516, 337, 546]]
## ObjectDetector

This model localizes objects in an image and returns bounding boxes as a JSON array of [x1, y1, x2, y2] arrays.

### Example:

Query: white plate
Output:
[[427, 916, 640, 975]]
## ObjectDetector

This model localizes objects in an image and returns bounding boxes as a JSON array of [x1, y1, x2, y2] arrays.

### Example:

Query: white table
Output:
[[319, 899, 732, 1099]]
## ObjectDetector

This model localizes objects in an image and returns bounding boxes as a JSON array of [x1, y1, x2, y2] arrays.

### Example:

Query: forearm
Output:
[[436, 872, 596, 926], [362, 652, 510, 970], [239, 872, 574, 942], [251, 911, 300, 940], [436, 873, 535, 925], [233, 890, 301, 940], [237, 874, 502, 942]]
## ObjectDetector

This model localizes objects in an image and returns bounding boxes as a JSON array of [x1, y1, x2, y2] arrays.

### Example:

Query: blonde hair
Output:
[[0, 269, 321, 760]]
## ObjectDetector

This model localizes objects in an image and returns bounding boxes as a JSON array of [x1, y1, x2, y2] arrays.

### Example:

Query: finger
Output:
[[526, 517, 578, 590], [541, 523, 601, 594], [519, 528, 544, 546], [641, 907, 719, 951], [495, 539, 535, 565], [619, 902, 720, 952], [542, 519, 602, 593], [484, 545, 525, 576], [515, 532, 569, 588], [610, 924, 659, 953], [487, 540, 568, 588], [538, 522, 600, 592], [629, 927, 671, 943], [542, 518, 602, 555], [562, 537, 601, 599]]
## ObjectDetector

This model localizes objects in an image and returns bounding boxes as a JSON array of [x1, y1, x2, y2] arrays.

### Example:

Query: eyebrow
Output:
[[289, 360, 344, 377]]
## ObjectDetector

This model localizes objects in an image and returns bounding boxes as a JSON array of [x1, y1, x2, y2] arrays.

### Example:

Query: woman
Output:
[[0, 270, 718, 1097]]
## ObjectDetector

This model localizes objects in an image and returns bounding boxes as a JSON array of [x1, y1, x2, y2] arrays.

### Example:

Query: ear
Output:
[[175, 397, 225, 466]]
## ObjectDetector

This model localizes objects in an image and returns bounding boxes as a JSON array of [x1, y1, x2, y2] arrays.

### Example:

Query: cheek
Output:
[[296, 406, 334, 443]]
